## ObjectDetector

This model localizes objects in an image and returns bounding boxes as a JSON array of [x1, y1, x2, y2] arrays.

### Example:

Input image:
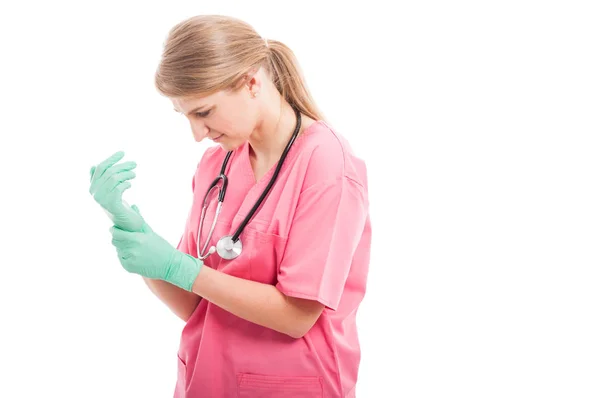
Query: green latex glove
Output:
[[89, 151, 144, 232], [110, 205, 203, 291]]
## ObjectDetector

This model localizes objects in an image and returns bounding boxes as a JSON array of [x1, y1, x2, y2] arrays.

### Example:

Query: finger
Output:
[[92, 151, 125, 181], [110, 225, 137, 241], [116, 248, 134, 261], [103, 171, 136, 192], [112, 181, 132, 196], [107, 161, 137, 174], [92, 161, 137, 190], [112, 235, 137, 249], [130, 204, 152, 232], [118, 255, 135, 273]]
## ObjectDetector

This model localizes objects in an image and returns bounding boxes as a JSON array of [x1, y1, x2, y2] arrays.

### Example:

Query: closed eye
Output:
[[195, 110, 211, 118]]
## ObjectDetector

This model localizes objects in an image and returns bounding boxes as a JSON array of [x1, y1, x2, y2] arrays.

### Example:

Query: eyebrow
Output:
[[174, 105, 210, 116]]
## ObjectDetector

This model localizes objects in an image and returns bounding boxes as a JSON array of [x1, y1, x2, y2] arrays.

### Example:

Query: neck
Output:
[[248, 95, 298, 164]]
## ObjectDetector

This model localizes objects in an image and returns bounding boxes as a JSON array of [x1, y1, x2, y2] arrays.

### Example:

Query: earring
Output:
[[252, 91, 259, 98]]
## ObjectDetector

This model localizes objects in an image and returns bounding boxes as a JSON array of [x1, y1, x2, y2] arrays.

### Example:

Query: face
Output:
[[171, 73, 262, 151]]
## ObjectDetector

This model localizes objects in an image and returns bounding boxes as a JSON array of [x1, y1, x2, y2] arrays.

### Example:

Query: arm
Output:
[[143, 277, 201, 322], [191, 266, 324, 338], [109, 177, 351, 334], [186, 178, 367, 337]]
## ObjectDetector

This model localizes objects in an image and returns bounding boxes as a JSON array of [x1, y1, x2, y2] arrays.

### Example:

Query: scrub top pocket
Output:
[[237, 373, 323, 398], [232, 225, 287, 286]]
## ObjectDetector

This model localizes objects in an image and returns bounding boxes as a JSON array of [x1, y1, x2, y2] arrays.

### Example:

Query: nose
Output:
[[190, 120, 210, 142]]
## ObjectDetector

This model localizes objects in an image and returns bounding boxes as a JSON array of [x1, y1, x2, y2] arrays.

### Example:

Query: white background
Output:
[[1, 1, 599, 397]]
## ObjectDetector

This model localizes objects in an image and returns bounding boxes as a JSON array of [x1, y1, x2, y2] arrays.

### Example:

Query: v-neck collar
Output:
[[223, 120, 324, 226], [243, 140, 274, 186], [238, 119, 323, 190]]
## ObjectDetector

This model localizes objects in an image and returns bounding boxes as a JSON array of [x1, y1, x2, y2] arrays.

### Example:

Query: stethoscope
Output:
[[196, 107, 301, 260]]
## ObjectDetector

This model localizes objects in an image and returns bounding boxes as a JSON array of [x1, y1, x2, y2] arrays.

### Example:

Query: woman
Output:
[[89, 14, 371, 398]]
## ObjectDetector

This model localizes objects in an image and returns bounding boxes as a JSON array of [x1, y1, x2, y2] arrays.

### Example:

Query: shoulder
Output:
[[294, 120, 369, 194]]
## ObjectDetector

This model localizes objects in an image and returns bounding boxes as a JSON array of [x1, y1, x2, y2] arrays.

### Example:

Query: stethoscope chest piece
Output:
[[216, 235, 243, 260]]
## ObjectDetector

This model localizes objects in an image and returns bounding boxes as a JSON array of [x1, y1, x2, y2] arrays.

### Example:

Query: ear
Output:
[[244, 68, 262, 97]]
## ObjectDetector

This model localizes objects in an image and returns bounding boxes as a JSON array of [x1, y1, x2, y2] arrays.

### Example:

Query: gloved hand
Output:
[[110, 205, 203, 291], [89, 151, 144, 232]]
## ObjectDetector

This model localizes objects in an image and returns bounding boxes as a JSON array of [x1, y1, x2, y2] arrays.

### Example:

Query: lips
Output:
[[211, 134, 224, 141]]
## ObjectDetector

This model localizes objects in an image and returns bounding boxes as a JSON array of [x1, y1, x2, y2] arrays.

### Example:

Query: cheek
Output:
[[215, 116, 243, 138], [217, 112, 255, 138], [213, 92, 258, 138]]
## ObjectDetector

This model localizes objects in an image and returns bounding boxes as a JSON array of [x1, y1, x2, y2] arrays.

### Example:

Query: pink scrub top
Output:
[[174, 120, 371, 397]]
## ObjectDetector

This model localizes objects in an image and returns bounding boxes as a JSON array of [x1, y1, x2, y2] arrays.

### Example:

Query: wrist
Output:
[[165, 250, 203, 291]]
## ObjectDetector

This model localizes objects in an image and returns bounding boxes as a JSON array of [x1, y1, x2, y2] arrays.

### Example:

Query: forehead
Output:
[[172, 88, 233, 111], [171, 93, 212, 112]]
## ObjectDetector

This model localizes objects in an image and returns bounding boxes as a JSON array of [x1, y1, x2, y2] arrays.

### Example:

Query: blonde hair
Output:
[[154, 15, 325, 121]]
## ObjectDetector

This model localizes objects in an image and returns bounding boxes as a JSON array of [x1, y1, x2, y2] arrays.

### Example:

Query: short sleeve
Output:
[[275, 177, 368, 311]]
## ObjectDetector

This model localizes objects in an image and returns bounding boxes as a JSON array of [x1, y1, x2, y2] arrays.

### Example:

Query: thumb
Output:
[[130, 204, 152, 232]]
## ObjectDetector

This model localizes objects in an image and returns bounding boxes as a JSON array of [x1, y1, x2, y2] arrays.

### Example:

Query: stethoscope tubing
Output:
[[196, 107, 302, 260]]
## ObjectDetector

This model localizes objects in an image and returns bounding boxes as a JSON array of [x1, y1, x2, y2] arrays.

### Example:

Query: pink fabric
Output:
[[173, 121, 371, 397]]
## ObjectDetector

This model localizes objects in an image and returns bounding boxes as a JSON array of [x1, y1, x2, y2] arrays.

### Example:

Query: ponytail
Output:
[[265, 39, 325, 121]]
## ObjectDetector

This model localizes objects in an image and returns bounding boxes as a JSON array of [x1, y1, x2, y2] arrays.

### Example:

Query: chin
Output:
[[217, 142, 237, 152], [217, 138, 244, 152]]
